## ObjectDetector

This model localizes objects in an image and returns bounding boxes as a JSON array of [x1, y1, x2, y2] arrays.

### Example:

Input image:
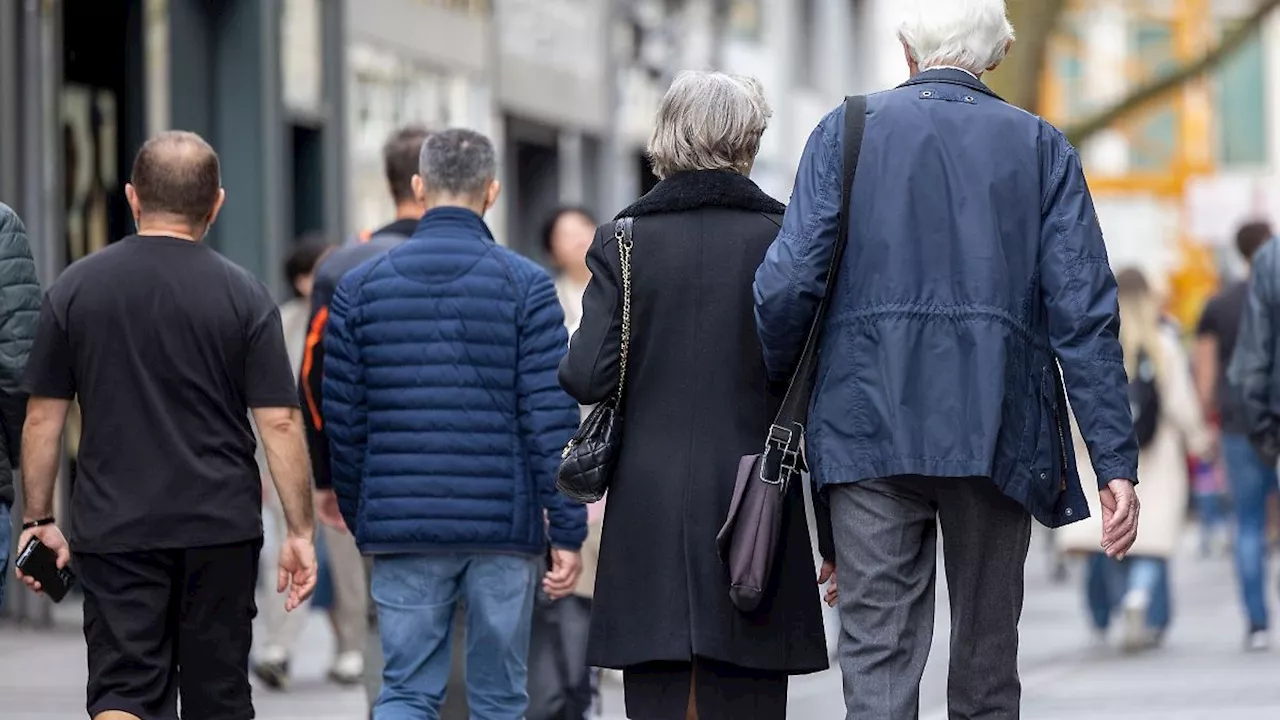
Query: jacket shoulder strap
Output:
[[774, 95, 868, 425]]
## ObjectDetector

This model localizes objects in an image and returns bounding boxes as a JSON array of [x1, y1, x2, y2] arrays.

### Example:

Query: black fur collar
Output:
[[616, 170, 786, 219]]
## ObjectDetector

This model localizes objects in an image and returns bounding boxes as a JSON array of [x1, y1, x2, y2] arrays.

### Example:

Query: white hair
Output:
[[647, 71, 771, 180], [897, 0, 1015, 74]]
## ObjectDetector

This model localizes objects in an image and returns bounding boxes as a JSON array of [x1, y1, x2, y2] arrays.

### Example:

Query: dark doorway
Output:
[[291, 124, 325, 242], [506, 117, 561, 259], [62, 0, 145, 264]]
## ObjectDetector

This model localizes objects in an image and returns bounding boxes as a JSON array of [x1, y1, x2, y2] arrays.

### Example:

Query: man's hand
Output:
[[818, 559, 838, 608], [277, 534, 318, 612], [1099, 479, 1139, 559], [542, 548, 582, 600], [14, 524, 71, 594], [315, 489, 347, 533]]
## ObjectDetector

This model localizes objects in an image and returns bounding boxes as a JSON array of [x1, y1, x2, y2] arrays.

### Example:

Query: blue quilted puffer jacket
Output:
[[323, 207, 586, 554]]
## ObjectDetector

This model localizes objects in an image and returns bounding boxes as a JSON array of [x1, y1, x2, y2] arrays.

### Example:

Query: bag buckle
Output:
[[759, 423, 804, 491]]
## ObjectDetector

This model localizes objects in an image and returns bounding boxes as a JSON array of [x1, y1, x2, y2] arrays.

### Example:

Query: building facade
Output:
[[0, 0, 348, 296]]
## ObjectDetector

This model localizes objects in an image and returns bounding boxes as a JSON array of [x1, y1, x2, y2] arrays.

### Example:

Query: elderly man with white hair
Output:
[[755, 1, 1140, 717]]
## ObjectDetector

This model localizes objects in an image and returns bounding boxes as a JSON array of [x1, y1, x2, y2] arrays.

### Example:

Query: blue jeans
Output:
[[371, 552, 538, 720], [1222, 433, 1279, 631], [1085, 553, 1170, 631], [0, 501, 9, 612]]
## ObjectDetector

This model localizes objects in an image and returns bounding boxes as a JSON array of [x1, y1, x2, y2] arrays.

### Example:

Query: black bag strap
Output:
[[772, 95, 867, 427]]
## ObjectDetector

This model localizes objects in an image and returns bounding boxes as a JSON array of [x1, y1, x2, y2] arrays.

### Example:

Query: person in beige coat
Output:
[[253, 236, 370, 689], [1058, 268, 1212, 651]]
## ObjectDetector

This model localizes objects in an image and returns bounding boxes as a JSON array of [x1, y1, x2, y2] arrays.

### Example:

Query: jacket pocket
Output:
[[1028, 365, 1069, 512]]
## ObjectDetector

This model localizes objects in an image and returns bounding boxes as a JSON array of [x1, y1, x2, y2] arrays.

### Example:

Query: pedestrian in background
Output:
[[1200, 221, 1280, 650], [15, 131, 317, 720], [1059, 268, 1212, 651], [0, 202, 39, 613], [324, 128, 585, 719], [254, 234, 373, 689], [560, 71, 828, 720], [528, 205, 601, 720], [754, 1, 1139, 716], [1227, 223, 1280, 651]]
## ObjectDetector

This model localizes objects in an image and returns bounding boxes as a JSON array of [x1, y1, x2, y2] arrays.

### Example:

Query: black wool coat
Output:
[[559, 170, 828, 674]]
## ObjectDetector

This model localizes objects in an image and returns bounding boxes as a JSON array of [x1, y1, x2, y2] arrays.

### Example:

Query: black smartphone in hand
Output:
[[14, 537, 74, 602]]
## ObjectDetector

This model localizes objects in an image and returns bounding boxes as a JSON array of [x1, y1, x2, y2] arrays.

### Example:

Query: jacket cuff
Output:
[[1092, 458, 1139, 490], [548, 528, 587, 552]]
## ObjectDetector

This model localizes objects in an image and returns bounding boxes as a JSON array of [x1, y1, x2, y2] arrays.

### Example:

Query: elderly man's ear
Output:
[[412, 174, 426, 204], [986, 38, 1015, 73]]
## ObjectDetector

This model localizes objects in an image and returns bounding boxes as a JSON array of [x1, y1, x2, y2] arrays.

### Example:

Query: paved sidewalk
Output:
[[595, 535, 1280, 719], [3, 535, 1278, 718], [0, 596, 366, 719]]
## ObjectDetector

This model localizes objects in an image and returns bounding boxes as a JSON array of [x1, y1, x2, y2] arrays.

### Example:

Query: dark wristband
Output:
[[21, 517, 55, 530]]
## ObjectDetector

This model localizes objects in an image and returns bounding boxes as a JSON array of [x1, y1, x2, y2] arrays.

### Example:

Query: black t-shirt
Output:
[[23, 235, 299, 552], [373, 217, 418, 238], [1196, 280, 1249, 434]]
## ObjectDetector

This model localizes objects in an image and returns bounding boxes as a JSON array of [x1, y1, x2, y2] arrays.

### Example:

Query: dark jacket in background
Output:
[[754, 69, 1139, 528], [1228, 239, 1280, 463], [559, 170, 828, 675], [323, 208, 586, 554], [0, 203, 41, 504], [300, 221, 415, 490]]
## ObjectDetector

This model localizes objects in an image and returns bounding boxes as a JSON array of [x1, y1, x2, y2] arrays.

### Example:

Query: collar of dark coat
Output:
[[898, 68, 1004, 101], [615, 170, 785, 220]]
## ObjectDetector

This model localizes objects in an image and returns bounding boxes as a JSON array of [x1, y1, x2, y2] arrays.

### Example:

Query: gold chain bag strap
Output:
[[555, 217, 634, 503]]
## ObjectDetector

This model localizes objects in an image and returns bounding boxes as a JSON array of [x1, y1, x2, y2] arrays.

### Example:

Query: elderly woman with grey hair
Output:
[[559, 71, 827, 719]]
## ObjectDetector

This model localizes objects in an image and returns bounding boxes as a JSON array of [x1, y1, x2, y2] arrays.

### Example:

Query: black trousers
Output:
[[623, 657, 787, 720], [528, 595, 593, 720], [75, 539, 261, 720]]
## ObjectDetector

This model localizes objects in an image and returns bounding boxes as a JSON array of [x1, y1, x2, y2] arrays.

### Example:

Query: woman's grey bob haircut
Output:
[[647, 71, 772, 180]]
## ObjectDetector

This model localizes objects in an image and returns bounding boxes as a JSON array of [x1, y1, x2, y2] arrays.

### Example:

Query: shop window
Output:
[[1129, 21, 1177, 173], [728, 0, 763, 42], [1214, 25, 1267, 167], [793, 0, 818, 88], [416, 0, 490, 16]]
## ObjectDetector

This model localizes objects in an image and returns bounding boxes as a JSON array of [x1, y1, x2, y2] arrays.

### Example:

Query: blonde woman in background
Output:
[[1059, 268, 1213, 652]]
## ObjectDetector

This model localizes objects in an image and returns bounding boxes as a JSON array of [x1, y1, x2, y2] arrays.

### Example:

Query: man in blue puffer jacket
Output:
[[324, 128, 586, 719]]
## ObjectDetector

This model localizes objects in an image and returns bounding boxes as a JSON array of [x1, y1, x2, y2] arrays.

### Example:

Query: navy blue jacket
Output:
[[323, 207, 587, 554], [1228, 239, 1280, 464], [754, 70, 1139, 527]]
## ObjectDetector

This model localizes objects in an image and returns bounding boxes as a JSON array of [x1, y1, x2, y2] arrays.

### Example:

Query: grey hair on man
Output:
[[647, 71, 772, 180], [897, 0, 1015, 76], [412, 128, 502, 213]]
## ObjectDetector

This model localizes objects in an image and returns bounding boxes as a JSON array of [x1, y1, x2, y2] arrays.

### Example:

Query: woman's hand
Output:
[[818, 560, 838, 607]]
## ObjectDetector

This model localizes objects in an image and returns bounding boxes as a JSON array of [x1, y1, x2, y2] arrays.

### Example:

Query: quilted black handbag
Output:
[[555, 217, 634, 503]]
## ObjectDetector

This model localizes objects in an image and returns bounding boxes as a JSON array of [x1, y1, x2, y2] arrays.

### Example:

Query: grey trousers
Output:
[[829, 477, 1032, 720], [363, 556, 469, 720]]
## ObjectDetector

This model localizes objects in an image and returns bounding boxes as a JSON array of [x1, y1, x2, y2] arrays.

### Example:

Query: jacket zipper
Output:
[[1052, 390, 1068, 493]]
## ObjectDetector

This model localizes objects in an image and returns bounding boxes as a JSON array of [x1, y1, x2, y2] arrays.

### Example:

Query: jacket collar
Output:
[[615, 170, 785, 220], [898, 68, 1004, 101], [413, 206, 495, 242]]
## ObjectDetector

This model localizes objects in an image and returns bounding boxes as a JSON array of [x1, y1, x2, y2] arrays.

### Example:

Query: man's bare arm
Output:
[[252, 406, 315, 539], [21, 397, 70, 520], [1193, 335, 1219, 417]]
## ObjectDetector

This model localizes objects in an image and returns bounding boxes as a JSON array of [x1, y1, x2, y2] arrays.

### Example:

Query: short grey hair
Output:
[[418, 128, 497, 198], [647, 71, 771, 180], [897, 0, 1015, 74]]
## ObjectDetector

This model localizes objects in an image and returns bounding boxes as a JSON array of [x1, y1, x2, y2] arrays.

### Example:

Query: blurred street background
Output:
[[7, 0, 1280, 716]]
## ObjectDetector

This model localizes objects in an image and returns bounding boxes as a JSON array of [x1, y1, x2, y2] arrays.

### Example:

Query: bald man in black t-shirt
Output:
[[15, 131, 318, 720]]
